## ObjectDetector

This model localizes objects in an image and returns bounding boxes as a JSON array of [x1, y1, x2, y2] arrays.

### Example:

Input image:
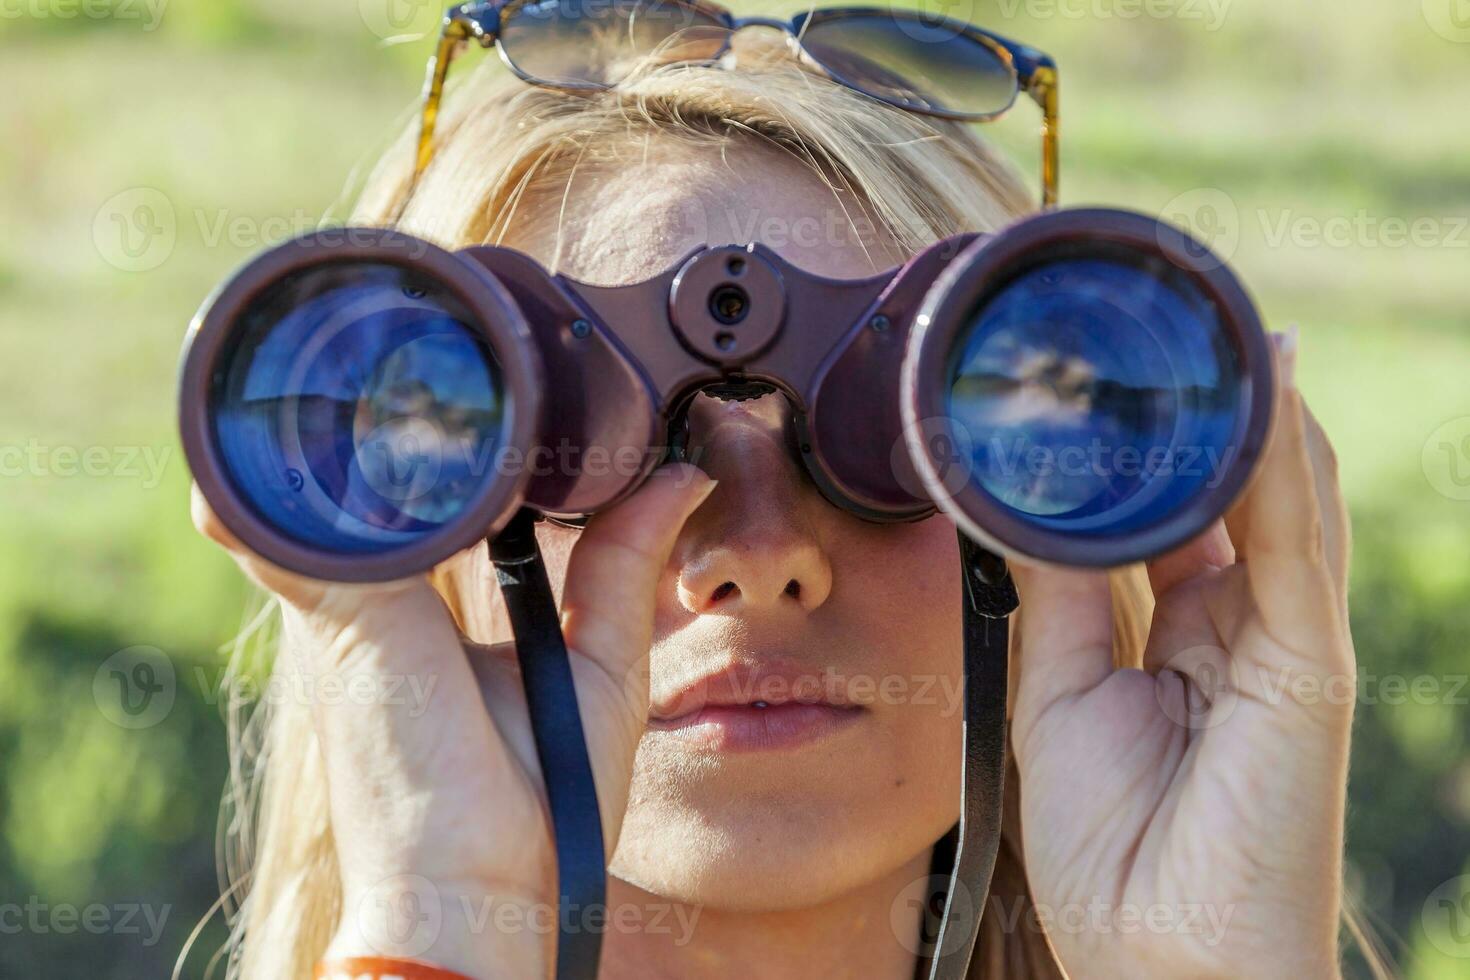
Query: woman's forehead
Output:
[[500, 138, 907, 285]]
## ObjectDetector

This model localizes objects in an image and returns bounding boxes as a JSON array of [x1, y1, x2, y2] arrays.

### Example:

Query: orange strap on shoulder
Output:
[[314, 958, 476, 980]]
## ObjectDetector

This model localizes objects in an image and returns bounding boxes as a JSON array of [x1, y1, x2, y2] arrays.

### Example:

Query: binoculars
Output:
[[179, 208, 1273, 581]]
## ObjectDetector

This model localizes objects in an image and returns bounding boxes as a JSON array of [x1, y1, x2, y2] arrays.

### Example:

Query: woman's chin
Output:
[[609, 818, 884, 913], [611, 779, 947, 913]]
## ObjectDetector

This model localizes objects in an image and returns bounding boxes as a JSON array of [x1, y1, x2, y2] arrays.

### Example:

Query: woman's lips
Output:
[[645, 702, 862, 751], [646, 662, 865, 752]]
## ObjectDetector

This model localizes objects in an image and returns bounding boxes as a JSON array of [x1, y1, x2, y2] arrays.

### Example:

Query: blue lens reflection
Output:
[[948, 256, 1242, 539], [211, 263, 504, 555]]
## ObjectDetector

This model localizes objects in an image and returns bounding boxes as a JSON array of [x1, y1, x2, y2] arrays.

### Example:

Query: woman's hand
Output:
[[1009, 336, 1355, 980], [193, 464, 715, 978]]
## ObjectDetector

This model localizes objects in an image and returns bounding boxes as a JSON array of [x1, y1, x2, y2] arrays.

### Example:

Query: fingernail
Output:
[[692, 477, 718, 507], [660, 462, 717, 505], [1275, 324, 1299, 390], [678, 476, 718, 520]]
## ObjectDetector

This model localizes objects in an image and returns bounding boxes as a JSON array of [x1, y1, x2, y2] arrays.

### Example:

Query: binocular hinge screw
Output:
[[570, 318, 592, 339], [869, 314, 890, 333]]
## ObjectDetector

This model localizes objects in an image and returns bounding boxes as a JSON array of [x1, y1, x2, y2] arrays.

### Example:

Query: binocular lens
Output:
[[210, 262, 506, 555], [948, 253, 1242, 540]]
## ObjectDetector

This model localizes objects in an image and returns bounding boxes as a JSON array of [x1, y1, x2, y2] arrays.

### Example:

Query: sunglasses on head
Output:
[[413, 0, 1060, 206]]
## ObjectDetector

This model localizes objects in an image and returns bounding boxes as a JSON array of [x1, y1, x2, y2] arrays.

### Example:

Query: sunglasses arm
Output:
[[1024, 62, 1060, 209], [415, 3, 501, 182]]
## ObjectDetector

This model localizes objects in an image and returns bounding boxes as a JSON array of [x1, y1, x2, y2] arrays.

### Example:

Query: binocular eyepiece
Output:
[[179, 208, 1273, 581]]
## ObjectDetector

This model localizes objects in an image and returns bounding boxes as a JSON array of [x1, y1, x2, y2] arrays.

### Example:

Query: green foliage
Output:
[[0, 0, 1466, 976]]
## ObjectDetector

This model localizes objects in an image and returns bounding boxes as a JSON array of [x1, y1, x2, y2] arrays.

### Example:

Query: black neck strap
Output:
[[489, 510, 606, 980], [491, 515, 1016, 980], [922, 534, 1018, 980]]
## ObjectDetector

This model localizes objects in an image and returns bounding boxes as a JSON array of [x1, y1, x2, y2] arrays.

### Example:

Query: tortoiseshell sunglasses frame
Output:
[[411, 0, 1060, 207]]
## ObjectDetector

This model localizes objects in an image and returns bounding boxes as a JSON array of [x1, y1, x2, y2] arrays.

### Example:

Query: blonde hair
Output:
[[203, 43, 1175, 980]]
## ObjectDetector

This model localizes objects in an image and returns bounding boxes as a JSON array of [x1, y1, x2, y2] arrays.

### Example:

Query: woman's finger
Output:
[[1302, 401, 1352, 625], [190, 482, 239, 550], [1228, 333, 1344, 659], [191, 482, 329, 608], [559, 464, 717, 830], [1146, 519, 1235, 599], [562, 464, 717, 682], [192, 482, 524, 894], [1008, 559, 1115, 757], [190, 481, 417, 613]]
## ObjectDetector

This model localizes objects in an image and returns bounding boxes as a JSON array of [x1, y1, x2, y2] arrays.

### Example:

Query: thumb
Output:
[[556, 463, 717, 836]]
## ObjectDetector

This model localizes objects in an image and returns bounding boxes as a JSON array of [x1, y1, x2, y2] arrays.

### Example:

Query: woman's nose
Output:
[[677, 529, 832, 614], [673, 396, 833, 616]]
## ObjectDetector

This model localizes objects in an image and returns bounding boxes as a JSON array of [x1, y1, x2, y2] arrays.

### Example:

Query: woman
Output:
[[192, 29, 1366, 980]]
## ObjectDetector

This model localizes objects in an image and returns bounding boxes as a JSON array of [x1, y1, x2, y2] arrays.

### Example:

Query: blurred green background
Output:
[[1, 0, 1467, 976]]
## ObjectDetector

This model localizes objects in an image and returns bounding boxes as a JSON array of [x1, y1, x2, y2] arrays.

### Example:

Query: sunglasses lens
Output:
[[799, 13, 1018, 116], [500, 0, 728, 87], [947, 252, 1245, 544], [210, 262, 506, 556]]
